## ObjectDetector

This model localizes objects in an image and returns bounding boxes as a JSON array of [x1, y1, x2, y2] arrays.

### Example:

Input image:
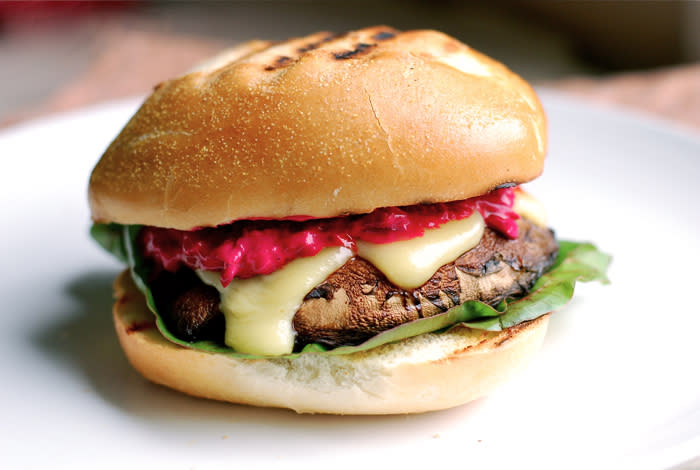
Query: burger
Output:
[[89, 26, 609, 414]]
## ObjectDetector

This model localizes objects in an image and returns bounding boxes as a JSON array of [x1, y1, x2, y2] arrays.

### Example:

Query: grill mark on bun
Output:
[[264, 55, 293, 71], [491, 319, 532, 348], [297, 33, 341, 53], [372, 31, 396, 41], [333, 42, 376, 60], [126, 320, 156, 334], [493, 331, 515, 347]]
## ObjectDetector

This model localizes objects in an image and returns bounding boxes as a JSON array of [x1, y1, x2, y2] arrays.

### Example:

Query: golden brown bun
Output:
[[90, 26, 546, 230], [113, 270, 549, 414]]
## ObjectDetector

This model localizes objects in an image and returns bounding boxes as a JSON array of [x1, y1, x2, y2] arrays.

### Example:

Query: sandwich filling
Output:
[[140, 187, 520, 287], [141, 187, 558, 355]]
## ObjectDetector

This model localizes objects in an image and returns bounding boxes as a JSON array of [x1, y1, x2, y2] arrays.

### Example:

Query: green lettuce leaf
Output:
[[90, 223, 128, 263], [91, 223, 611, 359]]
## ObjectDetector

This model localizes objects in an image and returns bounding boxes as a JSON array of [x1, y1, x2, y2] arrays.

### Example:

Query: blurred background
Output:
[[1, 0, 699, 127]]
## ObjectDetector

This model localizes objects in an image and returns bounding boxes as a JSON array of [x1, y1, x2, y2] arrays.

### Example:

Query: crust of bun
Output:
[[113, 270, 549, 414], [90, 26, 546, 230]]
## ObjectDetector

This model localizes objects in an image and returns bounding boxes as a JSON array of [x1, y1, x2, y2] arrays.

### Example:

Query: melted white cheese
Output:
[[197, 247, 352, 355], [514, 189, 547, 227], [356, 212, 485, 289], [195, 193, 549, 356]]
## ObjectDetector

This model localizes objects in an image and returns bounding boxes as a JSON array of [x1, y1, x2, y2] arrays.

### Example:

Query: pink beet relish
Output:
[[140, 187, 520, 287]]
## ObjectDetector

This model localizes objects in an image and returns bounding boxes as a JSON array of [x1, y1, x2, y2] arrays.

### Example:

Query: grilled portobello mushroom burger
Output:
[[89, 26, 609, 414]]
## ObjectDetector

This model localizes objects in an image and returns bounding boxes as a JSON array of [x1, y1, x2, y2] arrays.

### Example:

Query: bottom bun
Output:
[[113, 270, 549, 414]]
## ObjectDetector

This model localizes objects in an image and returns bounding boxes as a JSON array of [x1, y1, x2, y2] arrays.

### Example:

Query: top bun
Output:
[[89, 26, 546, 230]]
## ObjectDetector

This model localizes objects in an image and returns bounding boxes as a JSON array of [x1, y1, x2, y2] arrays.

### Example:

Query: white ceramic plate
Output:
[[1, 91, 699, 469]]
